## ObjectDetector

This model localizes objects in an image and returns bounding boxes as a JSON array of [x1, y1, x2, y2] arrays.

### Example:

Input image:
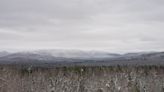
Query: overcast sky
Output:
[[0, 0, 164, 53]]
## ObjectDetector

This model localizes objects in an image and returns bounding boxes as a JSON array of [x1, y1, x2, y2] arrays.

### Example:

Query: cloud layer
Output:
[[0, 0, 164, 53]]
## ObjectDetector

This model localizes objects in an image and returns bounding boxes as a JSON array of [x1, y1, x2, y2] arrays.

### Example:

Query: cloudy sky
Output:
[[0, 0, 164, 53]]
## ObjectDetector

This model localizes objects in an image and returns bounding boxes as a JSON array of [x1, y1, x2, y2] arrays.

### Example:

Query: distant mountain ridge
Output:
[[0, 50, 164, 66], [34, 49, 121, 59]]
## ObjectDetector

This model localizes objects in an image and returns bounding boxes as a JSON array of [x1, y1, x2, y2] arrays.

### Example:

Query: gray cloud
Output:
[[0, 0, 164, 53]]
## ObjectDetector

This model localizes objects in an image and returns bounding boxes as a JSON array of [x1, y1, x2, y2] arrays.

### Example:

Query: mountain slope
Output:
[[0, 50, 163, 66]]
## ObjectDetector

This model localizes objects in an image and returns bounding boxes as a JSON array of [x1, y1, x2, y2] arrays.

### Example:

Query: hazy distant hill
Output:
[[34, 50, 121, 59], [0, 50, 164, 66]]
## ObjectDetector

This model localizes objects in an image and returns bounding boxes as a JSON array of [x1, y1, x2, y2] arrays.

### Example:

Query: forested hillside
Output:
[[0, 65, 164, 92]]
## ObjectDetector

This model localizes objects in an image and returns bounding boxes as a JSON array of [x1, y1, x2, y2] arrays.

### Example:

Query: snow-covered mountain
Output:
[[0, 50, 164, 66], [0, 51, 10, 57], [0, 50, 120, 64], [34, 49, 121, 59]]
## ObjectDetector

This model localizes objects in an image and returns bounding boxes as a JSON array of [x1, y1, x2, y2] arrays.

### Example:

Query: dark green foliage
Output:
[[97, 88, 103, 92], [161, 87, 164, 92], [17, 65, 164, 74], [20, 67, 33, 76], [132, 84, 140, 92]]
